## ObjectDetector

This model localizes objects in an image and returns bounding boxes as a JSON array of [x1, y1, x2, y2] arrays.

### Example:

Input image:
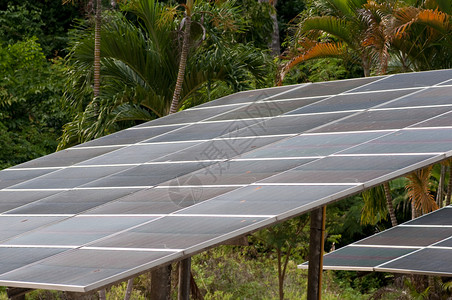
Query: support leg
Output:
[[150, 265, 172, 300], [178, 258, 191, 300], [307, 206, 326, 300]]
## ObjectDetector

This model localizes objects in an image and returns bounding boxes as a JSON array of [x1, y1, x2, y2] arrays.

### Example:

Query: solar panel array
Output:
[[301, 206, 452, 276], [1, 69, 452, 292]]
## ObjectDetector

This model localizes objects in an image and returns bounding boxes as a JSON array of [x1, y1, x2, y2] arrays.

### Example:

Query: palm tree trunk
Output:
[[362, 55, 371, 77], [169, 16, 192, 114], [383, 182, 397, 226], [447, 164, 452, 206], [93, 0, 101, 98], [258, 0, 280, 55], [437, 164, 446, 208]]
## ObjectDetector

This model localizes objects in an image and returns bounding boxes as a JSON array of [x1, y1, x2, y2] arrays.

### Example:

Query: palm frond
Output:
[[302, 16, 357, 47], [361, 186, 388, 225], [406, 166, 438, 215], [278, 42, 345, 85], [417, 9, 450, 34]]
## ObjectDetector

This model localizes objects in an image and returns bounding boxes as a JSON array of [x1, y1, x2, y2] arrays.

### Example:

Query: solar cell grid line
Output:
[[1, 70, 452, 292]]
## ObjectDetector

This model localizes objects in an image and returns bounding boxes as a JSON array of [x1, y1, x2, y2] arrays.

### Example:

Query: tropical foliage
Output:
[[58, 0, 273, 148], [278, 0, 452, 84]]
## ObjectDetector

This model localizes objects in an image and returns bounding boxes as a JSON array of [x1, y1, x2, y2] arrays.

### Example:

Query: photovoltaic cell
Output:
[[169, 159, 314, 186], [240, 131, 390, 158], [303, 246, 416, 270], [2, 69, 452, 292], [10, 147, 123, 169], [208, 98, 327, 121], [84, 187, 238, 214], [0, 169, 56, 189], [90, 216, 268, 250], [311, 106, 452, 133], [153, 136, 284, 162], [261, 155, 435, 184], [75, 125, 184, 147], [2, 216, 154, 246], [196, 85, 302, 108], [0, 247, 67, 275], [349, 69, 452, 92], [8, 166, 131, 189], [270, 76, 380, 99], [144, 120, 262, 143], [175, 185, 357, 216], [285, 89, 415, 115], [355, 226, 452, 247], [0, 216, 67, 242], [411, 110, 452, 128], [0, 190, 60, 213], [234, 112, 355, 137], [5, 188, 138, 215], [377, 86, 452, 109], [135, 105, 239, 127], [340, 128, 452, 154], [82, 162, 206, 188], [0, 249, 178, 290], [76, 142, 199, 165], [376, 248, 452, 276]]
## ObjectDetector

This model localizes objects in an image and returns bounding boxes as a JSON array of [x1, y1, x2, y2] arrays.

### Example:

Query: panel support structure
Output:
[[150, 265, 172, 300], [307, 206, 326, 300], [7, 288, 32, 300], [178, 258, 191, 300]]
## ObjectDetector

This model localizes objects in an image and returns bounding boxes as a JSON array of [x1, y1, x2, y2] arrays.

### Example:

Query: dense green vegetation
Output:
[[1, 0, 452, 299]]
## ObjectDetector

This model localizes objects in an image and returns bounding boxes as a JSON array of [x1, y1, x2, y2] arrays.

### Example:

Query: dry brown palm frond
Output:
[[406, 165, 438, 215], [393, 7, 419, 39], [417, 9, 449, 31], [277, 41, 345, 85]]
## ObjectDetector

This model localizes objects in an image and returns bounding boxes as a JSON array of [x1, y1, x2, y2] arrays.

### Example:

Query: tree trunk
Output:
[[98, 289, 106, 300], [447, 165, 452, 206], [383, 182, 397, 226], [411, 200, 418, 220], [93, 0, 101, 98], [190, 271, 204, 300], [169, 15, 192, 114], [437, 164, 446, 208], [124, 278, 134, 300], [277, 249, 284, 300], [362, 56, 371, 77], [258, 0, 280, 56], [270, 1, 280, 55], [150, 265, 172, 300]]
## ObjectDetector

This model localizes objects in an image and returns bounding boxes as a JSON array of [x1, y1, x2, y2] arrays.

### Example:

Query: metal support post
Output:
[[307, 206, 326, 300], [178, 257, 191, 300]]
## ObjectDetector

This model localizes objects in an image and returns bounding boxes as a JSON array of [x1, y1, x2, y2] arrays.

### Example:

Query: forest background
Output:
[[0, 0, 452, 299]]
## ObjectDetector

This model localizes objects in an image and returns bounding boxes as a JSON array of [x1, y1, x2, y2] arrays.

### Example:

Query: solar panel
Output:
[[301, 206, 452, 276], [1, 69, 452, 292]]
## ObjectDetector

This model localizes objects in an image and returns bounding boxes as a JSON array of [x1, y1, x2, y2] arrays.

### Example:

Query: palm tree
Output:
[[361, 183, 397, 227], [406, 166, 438, 219], [278, 0, 395, 84], [58, 0, 271, 149], [391, 3, 452, 71]]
